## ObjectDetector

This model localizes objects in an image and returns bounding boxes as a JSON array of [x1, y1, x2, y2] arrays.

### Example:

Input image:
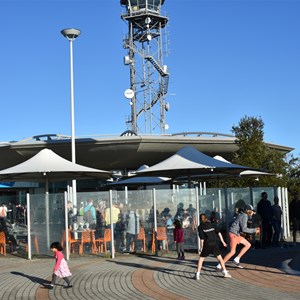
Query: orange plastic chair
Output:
[[95, 228, 112, 254], [132, 227, 146, 252], [0, 231, 6, 256], [79, 230, 96, 255], [94, 234, 104, 253], [152, 227, 168, 253], [62, 229, 80, 254]]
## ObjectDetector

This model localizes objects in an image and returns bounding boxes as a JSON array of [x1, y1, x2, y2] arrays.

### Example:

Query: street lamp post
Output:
[[61, 28, 81, 213]]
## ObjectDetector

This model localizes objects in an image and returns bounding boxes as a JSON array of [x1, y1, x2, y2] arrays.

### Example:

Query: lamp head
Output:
[[61, 28, 81, 41]]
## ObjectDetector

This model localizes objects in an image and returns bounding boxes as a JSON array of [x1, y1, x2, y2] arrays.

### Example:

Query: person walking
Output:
[[272, 196, 282, 246], [46, 242, 73, 289], [216, 205, 259, 270], [257, 192, 273, 248], [173, 219, 185, 260], [195, 213, 231, 280], [289, 193, 300, 245]]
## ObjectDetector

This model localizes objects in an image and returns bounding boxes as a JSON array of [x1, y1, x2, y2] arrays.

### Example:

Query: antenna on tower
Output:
[[120, 0, 170, 134]]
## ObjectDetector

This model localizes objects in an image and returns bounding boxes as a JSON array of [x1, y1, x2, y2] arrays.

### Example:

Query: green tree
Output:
[[228, 116, 287, 188], [286, 154, 300, 194]]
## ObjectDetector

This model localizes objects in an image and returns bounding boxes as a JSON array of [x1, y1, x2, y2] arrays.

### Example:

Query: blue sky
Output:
[[0, 0, 300, 156]]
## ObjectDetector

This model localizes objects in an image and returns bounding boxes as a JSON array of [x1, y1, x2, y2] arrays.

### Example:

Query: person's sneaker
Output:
[[45, 285, 54, 289], [64, 284, 73, 289], [232, 260, 244, 269], [194, 273, 200, 280], [222, 271, 232, 278], [216, 265, 222, 272]]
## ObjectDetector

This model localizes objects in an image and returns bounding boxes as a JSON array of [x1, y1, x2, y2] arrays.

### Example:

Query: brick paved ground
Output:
[[1, 243, 300, 300]]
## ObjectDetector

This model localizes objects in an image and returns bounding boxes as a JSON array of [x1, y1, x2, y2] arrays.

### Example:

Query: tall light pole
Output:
[[61, 28, 81, 213]]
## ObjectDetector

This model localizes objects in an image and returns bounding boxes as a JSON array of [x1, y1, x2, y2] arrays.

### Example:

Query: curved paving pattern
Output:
[[0, 244, 300, 300]]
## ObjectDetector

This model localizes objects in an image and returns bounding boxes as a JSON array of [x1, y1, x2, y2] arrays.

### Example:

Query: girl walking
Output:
[[47, 242, 73, 289], [195, 213, 231, 279], [174, 219, 185, 260]]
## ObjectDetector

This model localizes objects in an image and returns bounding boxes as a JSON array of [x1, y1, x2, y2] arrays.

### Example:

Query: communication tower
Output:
[[120, 0, 170, 134]]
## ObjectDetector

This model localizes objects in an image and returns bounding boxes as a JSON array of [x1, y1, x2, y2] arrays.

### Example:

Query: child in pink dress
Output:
[[47, 242, 72, 289]]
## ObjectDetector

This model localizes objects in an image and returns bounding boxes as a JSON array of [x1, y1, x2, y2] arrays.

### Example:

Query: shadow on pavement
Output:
[[11, 271, 50, 286], [225, 242, 300, 271]]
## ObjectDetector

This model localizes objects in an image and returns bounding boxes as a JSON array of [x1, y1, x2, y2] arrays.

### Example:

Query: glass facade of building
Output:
[[3, 186, 289, 259]]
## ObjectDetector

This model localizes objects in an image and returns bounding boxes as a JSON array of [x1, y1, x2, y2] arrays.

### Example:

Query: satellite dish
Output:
[[124, 89, 135, 99]]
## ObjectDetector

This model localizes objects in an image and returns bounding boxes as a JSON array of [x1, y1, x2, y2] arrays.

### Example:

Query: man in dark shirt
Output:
[[257, 192, 273, 247], [289, 193, 300, 245], [272, 196, 282, 246]]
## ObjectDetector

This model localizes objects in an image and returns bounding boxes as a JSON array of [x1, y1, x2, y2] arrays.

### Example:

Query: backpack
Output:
[[83, 208, 95, 225]]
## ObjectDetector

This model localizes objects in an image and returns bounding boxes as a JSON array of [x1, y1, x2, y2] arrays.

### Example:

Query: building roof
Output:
[[0, 132, 293, 173]]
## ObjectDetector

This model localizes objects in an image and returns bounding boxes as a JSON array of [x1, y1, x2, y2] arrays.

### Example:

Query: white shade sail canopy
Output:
[[0, 148, 112, 182], [213, 155, 274, 178], [136, 146, 256, 179]]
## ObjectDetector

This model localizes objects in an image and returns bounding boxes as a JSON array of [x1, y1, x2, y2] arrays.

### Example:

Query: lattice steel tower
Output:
[[120, 0, 170, 134]]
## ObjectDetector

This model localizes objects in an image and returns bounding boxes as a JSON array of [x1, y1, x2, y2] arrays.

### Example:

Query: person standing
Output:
[[272, 196, 282, 246], [173, 220, 185, 260], [79, 202, 84, 217], [196, 214, 231, 280], [0, 203, 19, 253], [174, 202, 185, 222], [0, 203, 8, 220], [289, 193, 300, 245], [9, 201, 17, 232], [47, 242, 73, 289], [95, 206, 105, 238], [125, 209, 140, 253], [257, 192, 273, 248], [216, 205, 259, 270], [105, 203, 120, 232], [0, 214, 19, 253], [67, 201, 75, 229], [115, 209, 126, 252], [83, 199, 96, 229]]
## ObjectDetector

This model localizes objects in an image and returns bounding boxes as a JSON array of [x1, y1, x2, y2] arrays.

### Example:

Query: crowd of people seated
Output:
[[67, 199, 202, 253]]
